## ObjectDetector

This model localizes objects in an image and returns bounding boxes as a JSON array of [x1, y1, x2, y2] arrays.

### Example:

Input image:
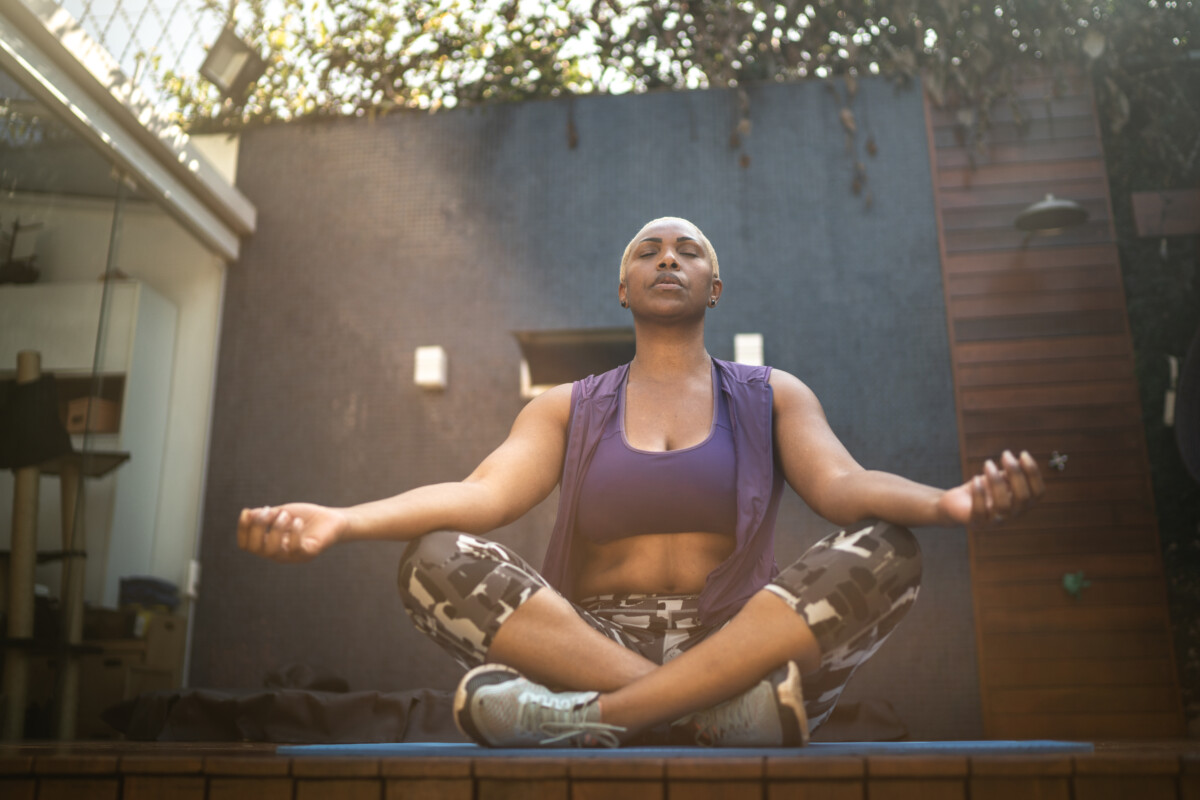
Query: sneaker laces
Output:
[[515, 690, 625, 747], [538, 720, 625, 747]]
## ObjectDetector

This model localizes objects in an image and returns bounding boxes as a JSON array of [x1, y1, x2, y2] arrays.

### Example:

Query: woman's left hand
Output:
[[936, 450, 1045, 527]]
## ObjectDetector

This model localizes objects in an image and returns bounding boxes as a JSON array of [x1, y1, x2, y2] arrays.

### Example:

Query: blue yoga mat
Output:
[[278, 740, 1094, 758]]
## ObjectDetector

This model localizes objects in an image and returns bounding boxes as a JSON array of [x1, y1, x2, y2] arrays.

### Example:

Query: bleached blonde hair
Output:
[[619, 217, 720, 284]]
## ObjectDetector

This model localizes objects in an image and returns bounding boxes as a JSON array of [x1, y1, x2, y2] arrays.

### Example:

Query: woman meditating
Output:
[[237, 217, 1044, 748]]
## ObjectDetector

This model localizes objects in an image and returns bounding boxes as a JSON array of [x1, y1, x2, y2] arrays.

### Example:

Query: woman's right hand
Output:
[[237, 503, 348, 563]]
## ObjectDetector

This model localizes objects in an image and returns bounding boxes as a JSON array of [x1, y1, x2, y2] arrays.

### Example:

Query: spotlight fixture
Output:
[[199, 24, 267, 100], [1014, 194, 1089, 233]]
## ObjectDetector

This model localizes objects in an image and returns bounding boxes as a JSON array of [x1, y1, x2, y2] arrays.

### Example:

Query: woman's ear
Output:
[[710, 277, 723, 304], [618, 282, 628, 308]]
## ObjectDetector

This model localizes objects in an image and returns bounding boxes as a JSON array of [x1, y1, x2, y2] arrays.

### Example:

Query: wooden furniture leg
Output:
[[2, 351, 41, 741], [55, 458, 83, 740]]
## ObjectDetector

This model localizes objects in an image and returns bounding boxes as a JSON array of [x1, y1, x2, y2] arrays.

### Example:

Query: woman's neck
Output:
[[628, 323, 711, 384]]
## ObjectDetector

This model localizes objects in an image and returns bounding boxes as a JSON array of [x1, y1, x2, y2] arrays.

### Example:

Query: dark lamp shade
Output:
[[1014, 194, 1089, 232], [0, 374, 74, 469], [199, 26, 267, 99]]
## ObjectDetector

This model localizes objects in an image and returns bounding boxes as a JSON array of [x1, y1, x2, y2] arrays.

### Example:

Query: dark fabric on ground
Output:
[[103, 690, 904, 744], [103, 689, 466, 743]]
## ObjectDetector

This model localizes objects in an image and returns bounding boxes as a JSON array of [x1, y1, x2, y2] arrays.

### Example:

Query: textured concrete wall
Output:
[[194, 77, 981, 739]]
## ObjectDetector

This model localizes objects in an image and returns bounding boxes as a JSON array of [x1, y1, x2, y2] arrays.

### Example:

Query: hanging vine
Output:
[[158, 1, 1195, 197]]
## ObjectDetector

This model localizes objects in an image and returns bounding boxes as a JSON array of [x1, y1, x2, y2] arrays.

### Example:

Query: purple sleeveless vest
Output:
[[540, 358, 785, 625]]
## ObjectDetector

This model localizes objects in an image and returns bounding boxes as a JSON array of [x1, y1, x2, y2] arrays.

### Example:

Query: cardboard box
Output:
[[77, 640, 146, 739], [143, 612, 187, 686], [66, 396, 120, 434]]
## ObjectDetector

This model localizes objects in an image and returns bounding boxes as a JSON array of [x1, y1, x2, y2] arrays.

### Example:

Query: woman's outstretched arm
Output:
[[769, 370, 1044, 528], [237, 383, 573, 562]]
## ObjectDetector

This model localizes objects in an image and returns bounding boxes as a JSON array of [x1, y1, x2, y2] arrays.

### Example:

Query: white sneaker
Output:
[[453, 664, 626, 747], [674, 661, 810, 747]]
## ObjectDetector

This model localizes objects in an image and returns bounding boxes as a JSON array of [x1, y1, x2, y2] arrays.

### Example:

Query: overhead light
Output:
[[199, 25, 267, 99], [1014, 194, 1089, 233]]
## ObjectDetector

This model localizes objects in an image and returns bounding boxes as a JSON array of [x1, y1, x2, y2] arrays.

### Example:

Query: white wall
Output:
[[0, 133, 235, 609]]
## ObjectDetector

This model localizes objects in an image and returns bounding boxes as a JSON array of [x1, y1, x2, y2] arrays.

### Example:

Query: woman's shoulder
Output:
[[766, 368, 823, 413], [713, 357, 772, 386]]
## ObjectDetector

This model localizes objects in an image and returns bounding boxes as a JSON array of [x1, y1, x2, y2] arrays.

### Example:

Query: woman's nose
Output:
[[658, 250, 679, 268]]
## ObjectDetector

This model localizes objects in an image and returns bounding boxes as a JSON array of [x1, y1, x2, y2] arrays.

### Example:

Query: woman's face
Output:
[[618, 220, 722, 317]]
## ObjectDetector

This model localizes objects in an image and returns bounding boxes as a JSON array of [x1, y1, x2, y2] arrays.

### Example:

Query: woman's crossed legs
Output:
[[397, 520, 922, 745]]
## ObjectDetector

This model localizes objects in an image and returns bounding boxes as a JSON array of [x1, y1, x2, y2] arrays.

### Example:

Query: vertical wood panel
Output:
[[922, 70, 1185, 739]]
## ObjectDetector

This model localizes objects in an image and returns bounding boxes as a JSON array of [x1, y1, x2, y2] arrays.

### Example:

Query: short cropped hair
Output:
[[619, 217, 720, 284]]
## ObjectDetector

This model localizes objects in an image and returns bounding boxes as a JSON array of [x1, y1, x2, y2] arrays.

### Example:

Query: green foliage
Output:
[[1099, 62, 1200, 727], [162, 0, 1197, 138]]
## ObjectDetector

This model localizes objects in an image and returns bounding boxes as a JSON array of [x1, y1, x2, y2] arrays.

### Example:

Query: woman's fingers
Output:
[[979, 450, 1046, 526], [241, 506, 281, 555], [984, 458, 1013, 520], [971, 474, 991, 524], [1001, 450, 1031, 508], [1021, 450, 1046, 498], [266, 509, 293, 557], [237, 504, 330, 562]]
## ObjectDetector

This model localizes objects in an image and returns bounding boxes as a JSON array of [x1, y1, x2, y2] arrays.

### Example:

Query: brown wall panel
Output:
[[981, 630, 1172, 661], [938, 159, 1108, 190], [953, 310, 1128, 342], [943, 244, 1118, 274], [928, 95, 1095, 126], [985, 657, 1178, 688], [981, 503, 1155, 531], [973, 551, 1162, 584], [988, 712, 1181, 740], [939, 178, 1111, 210], [951, 288, 1126, 319], [972, 527, 1161, 559], [960, 405, 1142, 434], [931, 116, 1100, 147], [936, 138, 1104, 169], [965, 430, 1142, 458], [976, 578, 1167, 610], [943, 220, 1113, 253], [959, 381, 1140, 411], [956, 357, 1137, 388], [978, 603, 1170, 634], [953, 332, 1130, 362], [925, 73, 1188, 730], [942, 199, 1110, 231], [990, 686, 1180, 714]]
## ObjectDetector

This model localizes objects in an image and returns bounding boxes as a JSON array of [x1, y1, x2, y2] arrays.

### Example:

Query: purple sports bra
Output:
[[574, 364, 738, 543]]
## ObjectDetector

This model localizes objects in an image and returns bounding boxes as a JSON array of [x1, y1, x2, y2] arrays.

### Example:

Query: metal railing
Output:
[[55, 0, 225, 106]]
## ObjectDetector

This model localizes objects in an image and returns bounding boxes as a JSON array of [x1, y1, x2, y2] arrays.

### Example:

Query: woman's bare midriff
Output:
[[573, 531, 737, 598]]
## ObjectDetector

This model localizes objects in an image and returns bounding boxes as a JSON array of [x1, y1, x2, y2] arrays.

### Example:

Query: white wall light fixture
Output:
[[414, 346, 447, 390], [734, 333, 764, 366]]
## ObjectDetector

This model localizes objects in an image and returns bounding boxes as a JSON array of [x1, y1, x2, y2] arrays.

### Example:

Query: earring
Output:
[[709, 299, 717, 307], [621, 300, 628, 308]]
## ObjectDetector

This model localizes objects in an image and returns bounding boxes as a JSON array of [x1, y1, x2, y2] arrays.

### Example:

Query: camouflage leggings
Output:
[[397, 520, 921, 732]]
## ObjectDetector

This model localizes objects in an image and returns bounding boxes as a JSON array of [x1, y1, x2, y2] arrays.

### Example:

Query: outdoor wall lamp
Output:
[[1014, 194, 1089, 233], [199, 24, 267, 99], [414, 346, 448, 390], [734, 333, 765, 366]]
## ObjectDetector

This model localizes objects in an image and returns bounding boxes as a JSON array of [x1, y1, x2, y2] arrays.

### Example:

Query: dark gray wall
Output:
[[195, 77, 980, 739]]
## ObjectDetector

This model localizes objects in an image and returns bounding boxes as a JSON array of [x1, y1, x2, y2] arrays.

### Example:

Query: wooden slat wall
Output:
[[922, 72, 1186, 739]]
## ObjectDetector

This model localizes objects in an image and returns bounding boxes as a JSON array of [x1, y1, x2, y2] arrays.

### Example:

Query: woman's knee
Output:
[[397, 529, 461, 577], [395, 530, 547, 636], [869, 521, 923, 594]]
